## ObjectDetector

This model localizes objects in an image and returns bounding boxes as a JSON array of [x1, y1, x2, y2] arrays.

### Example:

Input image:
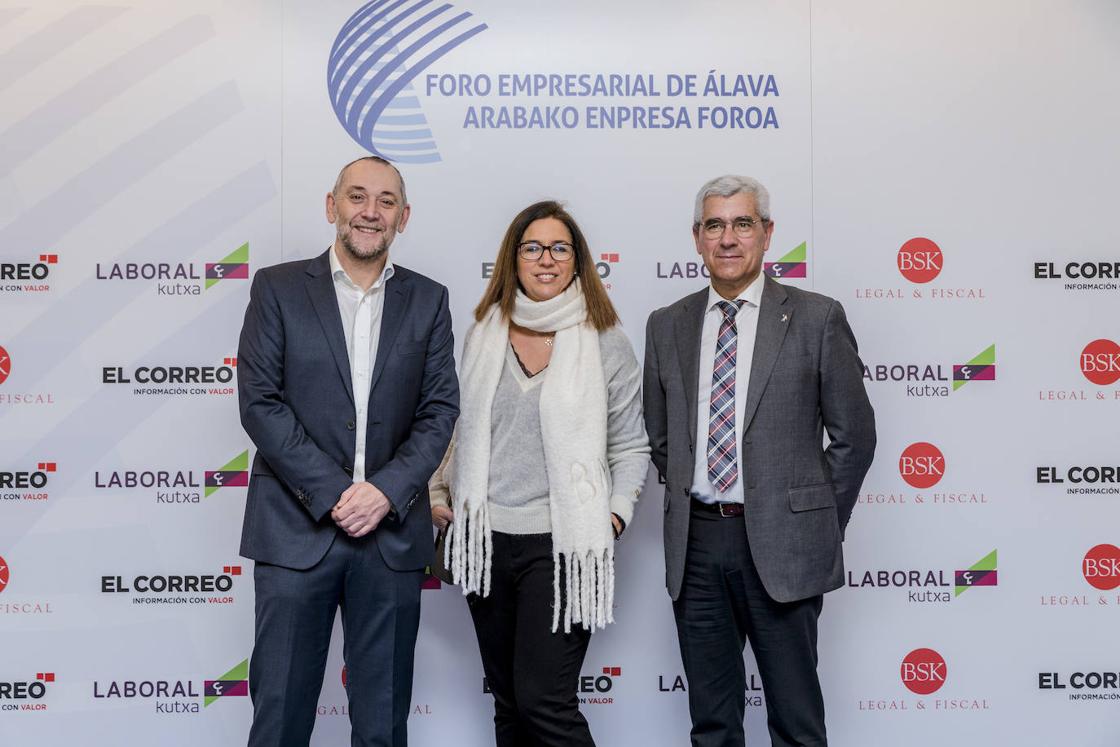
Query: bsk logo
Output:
[[764, 242, 807, 279], [1080, 339, 1120, 386], [897, 238, 943, 284], [900, 648, 946, 695], [1082, 544, 1120, 591], [952, 345, 995, 390], [0, 555, 8, 593], [327, 0, 488, 164], [898, 443, 945, 489], [203, 659, 249, 706], [0, 345, 10, 385]]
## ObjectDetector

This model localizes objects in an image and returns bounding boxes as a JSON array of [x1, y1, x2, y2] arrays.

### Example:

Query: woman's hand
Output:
[[611, 513, 623, 539], [432, 505, 455, 532]]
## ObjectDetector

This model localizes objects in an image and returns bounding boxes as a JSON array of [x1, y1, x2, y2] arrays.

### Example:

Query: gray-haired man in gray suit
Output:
[[643, 175, 875, 747]]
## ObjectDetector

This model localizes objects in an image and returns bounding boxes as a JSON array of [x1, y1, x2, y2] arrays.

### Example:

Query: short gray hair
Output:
[[332, 156, 408, 206], [692, 175, 770, 225]]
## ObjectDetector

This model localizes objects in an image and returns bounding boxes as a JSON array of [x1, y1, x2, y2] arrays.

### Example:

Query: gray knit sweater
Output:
[[430, 326, 650, 533]]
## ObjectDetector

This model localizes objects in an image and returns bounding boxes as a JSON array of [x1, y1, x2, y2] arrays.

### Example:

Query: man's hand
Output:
[[432, 505, 454, 532], [331, 482, 392, 538]]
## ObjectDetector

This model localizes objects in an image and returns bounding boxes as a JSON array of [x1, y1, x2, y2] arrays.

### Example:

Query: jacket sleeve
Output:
[[237, 270, 352, 521], [642, 310, 670, 481], [818, 300, 877, 535]]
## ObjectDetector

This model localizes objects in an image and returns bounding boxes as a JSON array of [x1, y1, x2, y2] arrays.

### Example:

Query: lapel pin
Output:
[[780, 313, 789, 323]]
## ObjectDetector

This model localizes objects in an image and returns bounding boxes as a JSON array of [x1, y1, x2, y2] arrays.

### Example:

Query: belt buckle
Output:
[[718, 503, 738, 518]]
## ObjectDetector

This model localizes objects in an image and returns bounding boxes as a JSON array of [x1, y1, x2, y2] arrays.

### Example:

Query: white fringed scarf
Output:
[[445, 279, 615, 632]]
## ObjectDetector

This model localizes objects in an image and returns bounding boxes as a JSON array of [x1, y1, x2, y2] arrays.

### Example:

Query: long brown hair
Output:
[[473, 200, 619, 331]]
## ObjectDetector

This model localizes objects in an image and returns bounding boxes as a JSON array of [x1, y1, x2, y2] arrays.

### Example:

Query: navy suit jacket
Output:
[[237, 250, 459, 571]]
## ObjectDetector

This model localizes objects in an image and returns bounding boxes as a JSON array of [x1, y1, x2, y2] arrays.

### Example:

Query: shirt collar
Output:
[[706, 272, 765, 312], [330, 245, 395, 292]]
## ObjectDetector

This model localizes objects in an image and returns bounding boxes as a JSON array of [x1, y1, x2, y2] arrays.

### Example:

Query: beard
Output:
[[340, 227, 390, 263]]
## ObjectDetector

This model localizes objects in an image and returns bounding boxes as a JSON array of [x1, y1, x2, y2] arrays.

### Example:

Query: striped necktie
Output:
[[707, 300, 746, 492]]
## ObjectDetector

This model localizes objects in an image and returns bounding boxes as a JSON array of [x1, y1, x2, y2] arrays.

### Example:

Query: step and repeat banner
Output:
[[3, 0, 1118, 744]]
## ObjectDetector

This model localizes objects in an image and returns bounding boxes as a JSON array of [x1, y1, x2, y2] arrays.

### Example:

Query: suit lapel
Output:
[[305, 250, 354, 406], [674, 288, 708, 449], [369, 270, 411, 393], [742, 276, 791, 432]]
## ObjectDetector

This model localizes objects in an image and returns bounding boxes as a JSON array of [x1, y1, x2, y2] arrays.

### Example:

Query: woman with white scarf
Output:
[[430, 200, 649, 747]]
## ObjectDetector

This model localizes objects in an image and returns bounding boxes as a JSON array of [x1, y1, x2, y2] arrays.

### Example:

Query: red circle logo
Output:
[[1082, 544, 1120, 590], [898, 442, 945, 489], [897, 238, 943, 284], [901, 648, 946, 695], [0, 345, 10, 385], [1080, 339, 1120, 386], [0, 556, 9, 593]]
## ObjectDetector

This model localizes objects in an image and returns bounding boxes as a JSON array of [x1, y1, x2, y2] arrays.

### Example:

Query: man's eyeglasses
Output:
[[700, 216, 767, 239], [518, 242, 575, 262]]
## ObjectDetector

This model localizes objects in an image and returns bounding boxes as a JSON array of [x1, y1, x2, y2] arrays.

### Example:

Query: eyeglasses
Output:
[[517, 242, 575, 262], [700, 216, 768, 239]]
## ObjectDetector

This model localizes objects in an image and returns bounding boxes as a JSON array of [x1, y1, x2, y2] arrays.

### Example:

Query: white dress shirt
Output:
[[690, 274, 764, 504], [329, 246, 394, 483]]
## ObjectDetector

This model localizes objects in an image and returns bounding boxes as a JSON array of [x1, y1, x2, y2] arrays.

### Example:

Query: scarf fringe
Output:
[[552, 547, 615, 634], [446, 501, 493, 597]]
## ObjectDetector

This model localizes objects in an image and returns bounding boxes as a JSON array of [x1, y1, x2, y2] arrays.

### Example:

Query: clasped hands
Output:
[[331, 482, 392, 538]]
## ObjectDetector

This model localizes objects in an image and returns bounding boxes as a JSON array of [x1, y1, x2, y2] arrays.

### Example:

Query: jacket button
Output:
[[346, 420, 355, 431], [681, 487, 689, 497]]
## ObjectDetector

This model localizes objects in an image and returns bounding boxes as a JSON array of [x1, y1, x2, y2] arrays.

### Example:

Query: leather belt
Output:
[[690, 497, 744, 518]]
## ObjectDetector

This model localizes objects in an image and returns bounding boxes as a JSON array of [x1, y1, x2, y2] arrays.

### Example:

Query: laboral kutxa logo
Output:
[[657, 241, 808, 282], [0, 673, 54, 712], [102, 357, 236, 397], [857, 648, 989, 714], [93, 450, 248, 504], [855, 238, 984, 302], [93, 659, 247, 714], [1, 254, 57, 294], [846, 550, 997, 604], [1038, 338, 1120, 402], [657, 670, 765, 709], [1, 462, 55, 502], [327, 0, 488, 164], [863, 344, 995, 398], [94, 242, 249, 297], [764, 242, 807, 279]]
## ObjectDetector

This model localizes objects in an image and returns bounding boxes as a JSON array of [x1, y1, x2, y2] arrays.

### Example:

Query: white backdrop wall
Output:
[[3, 1, 1119, 745]]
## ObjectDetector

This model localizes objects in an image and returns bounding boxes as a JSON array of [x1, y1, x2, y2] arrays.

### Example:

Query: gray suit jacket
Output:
[[643, 276, 875, 602]]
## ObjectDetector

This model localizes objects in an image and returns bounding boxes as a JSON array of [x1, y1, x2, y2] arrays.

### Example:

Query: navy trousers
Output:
[[674, 503, 827, 747], [247, 533, 423, 747]]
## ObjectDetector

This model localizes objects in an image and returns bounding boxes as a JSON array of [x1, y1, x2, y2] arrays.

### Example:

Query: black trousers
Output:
[[467, 532, 595, 747], [673, 503, 827, 747], [247, 533, 423, 747]]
